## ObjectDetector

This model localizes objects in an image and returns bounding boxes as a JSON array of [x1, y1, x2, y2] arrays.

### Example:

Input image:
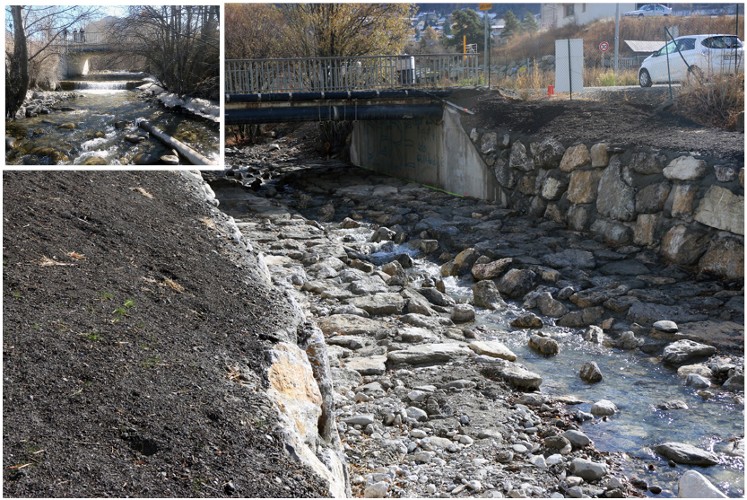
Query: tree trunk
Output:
[[6, 6, 30, 119]]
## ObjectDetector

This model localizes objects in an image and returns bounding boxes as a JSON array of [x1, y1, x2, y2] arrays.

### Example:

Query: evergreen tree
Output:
[[521, 12, 539, 34], [501, 10, 521, 40], [447, 9, 484, 51]]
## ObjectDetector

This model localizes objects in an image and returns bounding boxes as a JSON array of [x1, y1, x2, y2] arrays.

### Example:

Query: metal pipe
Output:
[[225, 104, 443, 125], [226, 89, 452, 103]]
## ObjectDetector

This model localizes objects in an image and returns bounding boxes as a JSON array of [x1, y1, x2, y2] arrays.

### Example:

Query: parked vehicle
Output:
[[624, 4, 673, 17], [638, 34, 743, 87]]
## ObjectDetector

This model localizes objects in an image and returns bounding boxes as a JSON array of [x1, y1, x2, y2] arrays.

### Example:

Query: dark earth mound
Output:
[[3, 171, 328, 497], [453, 87, 744, 166]]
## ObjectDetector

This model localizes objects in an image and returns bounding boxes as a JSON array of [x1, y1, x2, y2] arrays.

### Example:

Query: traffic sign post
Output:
[[599, 41, 610, 69]]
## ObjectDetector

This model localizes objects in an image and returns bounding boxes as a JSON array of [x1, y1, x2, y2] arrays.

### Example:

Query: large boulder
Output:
[[654, 442, 719, 466], [694, 186, 744, 235], [662, 339, 717, 366], [596, 159, 636, 222], [677, 470, 727, 498], [387, 343, 470, 367], [497, 269, 537, 298], [472, 280, 506, 309], [468, 340, 517, 361]]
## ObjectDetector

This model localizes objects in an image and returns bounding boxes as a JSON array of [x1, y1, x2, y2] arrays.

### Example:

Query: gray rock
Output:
[[528, 335, 559, 356], [469, 340, 517, 361], [387, 343, 469, 366], [685, 373, 711, 389], [530, 137, 566, 169], [160, 154, 179, 165], [571, 457, 608, 481], [451, 303, 476, 323], [509, 141, 534, 172], [348, 293, 407, 316], [663, 156, 707, 181], [663, 340, 717, 366], [563, 430, 591, 449], [542, 249, 596, 270], [418, 286, 456, 307], [617, 331, 643, 350], [583, 325, 605, 344], [653, 320, 678, 333], [511, 313, 543, 329], [559, 144, 590, 172], [590, 399, 617, 416], [654, 442, 719, 466], [498, 269, 537, 298], [472, 258, 513, 280], [579, 361, 603, 383], [364, 481, 389, 498], [536, 292, 567, 317], [345, 356, 387, 376], [406, 406, 429, 421], [544, 435, 572, 454], [344, 414, 375, 426], [480, 361, 543, 391], [694, 186, 744, 235], [677, 470, 727, 498], [596, 159, 636, 222], [472, 280, 506, 310]]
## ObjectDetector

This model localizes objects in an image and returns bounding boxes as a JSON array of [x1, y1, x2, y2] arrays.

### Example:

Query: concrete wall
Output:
[[350, 107, 500, 200], [59, 53, 90, 77]]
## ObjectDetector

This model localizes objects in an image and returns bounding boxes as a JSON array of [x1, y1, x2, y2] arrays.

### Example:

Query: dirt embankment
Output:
[[3, 171, 329, 497]]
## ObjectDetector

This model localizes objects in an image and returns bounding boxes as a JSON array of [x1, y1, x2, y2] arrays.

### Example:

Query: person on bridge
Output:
[[80, 28, 85, 43], [73, 29, 78, 42]]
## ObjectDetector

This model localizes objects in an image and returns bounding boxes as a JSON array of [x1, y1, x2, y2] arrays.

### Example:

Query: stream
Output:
[[217, 152, 744, 497], [5, 71, 219, 166]]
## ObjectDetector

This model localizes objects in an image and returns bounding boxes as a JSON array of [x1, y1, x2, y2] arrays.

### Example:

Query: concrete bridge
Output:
[[227, 54, 496, 202], [225, 53, 480, 124], [53, 31, 117, 77]]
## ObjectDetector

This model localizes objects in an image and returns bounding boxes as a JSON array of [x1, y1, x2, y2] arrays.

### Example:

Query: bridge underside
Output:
[[59, 46, 118, 77], [225, 89, 451, 124]]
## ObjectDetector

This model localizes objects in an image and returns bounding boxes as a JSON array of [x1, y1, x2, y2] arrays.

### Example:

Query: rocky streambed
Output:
[[213, 143, 743, 498]]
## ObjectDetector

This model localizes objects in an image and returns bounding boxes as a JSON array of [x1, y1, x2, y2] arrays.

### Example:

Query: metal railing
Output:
[[225, 53, 480, 94]]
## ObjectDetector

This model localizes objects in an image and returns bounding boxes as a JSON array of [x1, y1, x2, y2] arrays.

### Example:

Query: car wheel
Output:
[[638, 13, 644, 17], [639, 69, 653, 87], [687, 65, 704, 84]]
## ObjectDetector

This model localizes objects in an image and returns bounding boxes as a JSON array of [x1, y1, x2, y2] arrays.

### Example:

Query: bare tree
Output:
[[5, 5, 100, 118], [113, 5, 219, 98]]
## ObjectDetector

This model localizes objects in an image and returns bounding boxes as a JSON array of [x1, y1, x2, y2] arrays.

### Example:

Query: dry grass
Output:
[[675, 73, 744, 130], [494, 15, 743, 69], [584, 67, 639, 86]]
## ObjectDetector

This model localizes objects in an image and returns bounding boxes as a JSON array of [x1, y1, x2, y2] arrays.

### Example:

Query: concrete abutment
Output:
[[348, 107, 743, 281]]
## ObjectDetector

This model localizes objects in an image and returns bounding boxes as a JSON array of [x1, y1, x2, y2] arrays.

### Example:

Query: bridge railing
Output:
[[52, 31, 107, 46], [225, 53, 480, 94]]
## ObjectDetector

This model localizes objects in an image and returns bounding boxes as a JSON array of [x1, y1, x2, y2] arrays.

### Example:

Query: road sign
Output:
[[479, 4, 492, 11], [599, 41, 610, 52]]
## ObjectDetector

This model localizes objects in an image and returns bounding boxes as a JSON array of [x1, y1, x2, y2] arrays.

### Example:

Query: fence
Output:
[[225, 53, 480, 94]]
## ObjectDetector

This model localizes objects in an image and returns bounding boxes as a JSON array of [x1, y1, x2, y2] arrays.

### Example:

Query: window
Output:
[[564, 4, 575, 17], [677, 38, 696, 51]]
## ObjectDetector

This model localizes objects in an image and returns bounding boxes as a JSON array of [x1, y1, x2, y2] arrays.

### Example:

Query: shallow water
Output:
[[367, 239, 743, 496], [6, 72, 219, 165]]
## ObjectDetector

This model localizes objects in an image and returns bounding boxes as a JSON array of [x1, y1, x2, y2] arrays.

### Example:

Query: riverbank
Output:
[[2, 171, 332, 497], [219, 134, 744, 497]]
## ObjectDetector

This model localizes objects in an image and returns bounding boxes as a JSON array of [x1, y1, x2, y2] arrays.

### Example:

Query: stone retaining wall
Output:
[[469, 130, 744, 281]]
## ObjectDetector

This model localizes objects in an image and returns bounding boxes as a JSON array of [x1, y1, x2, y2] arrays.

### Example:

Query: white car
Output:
[[638, 34, 743, 87], [624, 4, 672, 17]]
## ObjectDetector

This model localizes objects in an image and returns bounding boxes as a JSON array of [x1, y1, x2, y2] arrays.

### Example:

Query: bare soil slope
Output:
[[3, 171, 328, 498]]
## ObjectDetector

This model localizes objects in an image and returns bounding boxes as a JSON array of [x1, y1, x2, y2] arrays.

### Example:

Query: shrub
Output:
[[674, 73, 744, 130]]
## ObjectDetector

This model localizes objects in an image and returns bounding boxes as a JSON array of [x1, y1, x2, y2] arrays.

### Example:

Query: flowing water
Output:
[[6, 71, 219, 165], [364, 237, 744, 497], [428, 260, 744, 497]]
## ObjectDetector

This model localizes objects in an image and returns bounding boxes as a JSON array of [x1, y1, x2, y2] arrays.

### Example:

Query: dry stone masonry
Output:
[[472, 130, 744, 282]]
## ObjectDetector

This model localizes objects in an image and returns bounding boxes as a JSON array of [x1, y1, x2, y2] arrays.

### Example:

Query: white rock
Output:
[[663, 156, 707, 181], [591, 399, 617, 416], [529, 454, 547, 468], [571, 457, 608, 481], [677, 470, 727, 498], [406, 406, 428, 421], [410, 429, 427, 439], [546, 454, 564, 466], [468, 340, 518, 361], [364, 481, 389, 498]]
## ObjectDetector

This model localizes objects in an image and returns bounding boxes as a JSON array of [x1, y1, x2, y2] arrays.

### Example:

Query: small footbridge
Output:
[[227, 53, 499, 204], [224, 53, 479, 124]]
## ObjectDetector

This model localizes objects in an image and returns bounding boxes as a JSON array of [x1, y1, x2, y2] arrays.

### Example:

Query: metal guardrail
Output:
[[225, 53, 480, 94], [52, 30, 107, 46]]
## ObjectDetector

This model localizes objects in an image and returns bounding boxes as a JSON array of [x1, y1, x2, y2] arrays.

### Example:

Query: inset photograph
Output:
[[5, 5, 220, 166]]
